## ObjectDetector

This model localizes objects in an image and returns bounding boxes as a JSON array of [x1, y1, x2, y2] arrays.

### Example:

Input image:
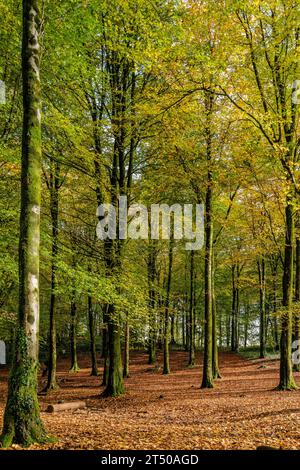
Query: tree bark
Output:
[[188, 251, 195, 366], [201, 90, 214, 389], [258, 257, 266, 358], [231, 263, 240, 353], [45, 161, 60, 392], [148, 242, 157, 364], [293, 236, 300, 371], [212, 251, 221, 379], [123, 320, 130, 378], [69, 296, 79, 373], [278, 200, 297, 390], [163, 231, 174, 375], [201, 170, 214, 388], [1, 0, 47, 447], [88, 296, 98, 376], [270, 257, 279, 352]]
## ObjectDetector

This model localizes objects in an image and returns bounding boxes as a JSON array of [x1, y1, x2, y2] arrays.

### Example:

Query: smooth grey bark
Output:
[[1, 0, 48, 447]]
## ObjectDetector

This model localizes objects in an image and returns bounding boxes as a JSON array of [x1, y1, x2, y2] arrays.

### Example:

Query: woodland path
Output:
[[1, 351, 300, 449]]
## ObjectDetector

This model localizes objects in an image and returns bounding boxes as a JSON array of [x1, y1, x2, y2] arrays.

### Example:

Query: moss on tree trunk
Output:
[[1, 330, 48, 447], [1, 0, 49, 447]]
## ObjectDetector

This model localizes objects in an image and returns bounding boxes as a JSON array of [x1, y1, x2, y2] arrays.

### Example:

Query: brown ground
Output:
[[1, 351, 300, 450]]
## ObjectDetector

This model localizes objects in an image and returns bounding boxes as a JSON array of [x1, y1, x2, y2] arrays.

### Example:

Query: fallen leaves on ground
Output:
[[1, 351, 300, 450]]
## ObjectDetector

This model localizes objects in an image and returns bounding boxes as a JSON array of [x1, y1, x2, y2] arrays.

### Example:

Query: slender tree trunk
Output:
[[226, 308, 230, 348], [182, 306, 186, 349], [1, 0, 47, 447], [244, 300, 249, 349], [293, 234, 300, 371], [101, 304, 109, 386], [88, 296, 98, 376], [201, 89, 214, 389], [212, 252, 221, 379], [163, 232, 174, 375], [231, 263, 240, 352], [231, 264, 236, 351], [218, 308, 223, 348], [258, 257, 266, 358], [188, 251, 195, 366], [170, 312, 176, 345], [235, 282, 240, 352], [270, 257, 279, 351], [278, 200, 297, 390], [45, 161, 60, 392], [201, 170, 214, 388], [185, 306, 190, 352], [123, 320, 130, 378], [69, 297, 79, 373], [148, 243, 157, 364]]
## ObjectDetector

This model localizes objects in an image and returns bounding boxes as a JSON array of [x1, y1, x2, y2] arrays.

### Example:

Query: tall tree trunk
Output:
[[103, 240, 124, 397], [163, 231, 174, 375], [45, 161, 60, 392], [182, 305, 186, 349], [231, 264, 237, 352], [123, 320, 130, 378], [1, 0, 47, 447], [212, 251, 221, 379], [244, 300, 249, 349], [231, 263, 240, 352], [278, 200, 297, 390], [170, 310, 176, 345], [258, 257, 266, 358], [148, 242, 157, 364], [270, 258, 279, 352], [104, 303, 124, 397], [218, 307, 223, 348], [101, 305, 109, 386], [235, 280, 240, 352], [201, 170, 214, 388], [226, 308, 230, 348], [88, 296, 98, 376], [293, 236, 300, 371], [69, 296, 79, 373], [201, 89, 214, 389], [188, 250, 195, 366]]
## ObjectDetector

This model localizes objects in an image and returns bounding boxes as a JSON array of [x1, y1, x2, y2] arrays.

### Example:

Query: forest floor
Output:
[[1, 350, 300, 450]]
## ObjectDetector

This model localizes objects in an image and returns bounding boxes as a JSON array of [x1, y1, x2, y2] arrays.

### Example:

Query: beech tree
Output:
[[0, 0, 48, 447]]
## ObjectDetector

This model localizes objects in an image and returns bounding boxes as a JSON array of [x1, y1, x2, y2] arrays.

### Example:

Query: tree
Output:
[[1, 0, 48, 447]]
